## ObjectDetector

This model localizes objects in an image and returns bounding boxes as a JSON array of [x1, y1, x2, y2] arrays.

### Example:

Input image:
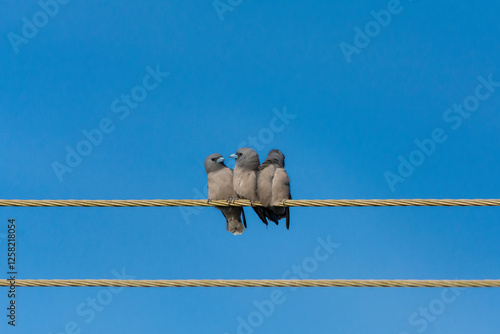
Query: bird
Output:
[[229, 147, 269, 226], [205, 153, 246, 235], [257, 149, 291, 229]]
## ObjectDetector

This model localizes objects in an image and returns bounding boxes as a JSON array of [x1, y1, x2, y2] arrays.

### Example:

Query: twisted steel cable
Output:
[[1, 199, 500, 207], [1, 279, 499, 288], [2, 198, 498, 289]]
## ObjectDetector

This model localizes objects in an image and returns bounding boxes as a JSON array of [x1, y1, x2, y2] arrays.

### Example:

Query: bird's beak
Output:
[[216, 157, 225, 163], [229, 153, 237, 159]]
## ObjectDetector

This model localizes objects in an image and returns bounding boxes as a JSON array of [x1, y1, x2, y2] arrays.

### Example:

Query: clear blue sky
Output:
[[1, 1, 500, 333]]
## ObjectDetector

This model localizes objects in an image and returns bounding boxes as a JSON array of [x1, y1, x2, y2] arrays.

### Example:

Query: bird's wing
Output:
[[256, 164, 275, 207], [271, 167, 290, 206]]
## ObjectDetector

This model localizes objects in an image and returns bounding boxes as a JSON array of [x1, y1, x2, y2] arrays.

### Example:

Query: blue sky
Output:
[[1, 1, 500, 333]]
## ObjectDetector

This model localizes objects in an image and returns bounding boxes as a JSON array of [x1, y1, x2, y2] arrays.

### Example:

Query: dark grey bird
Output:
[[229, 147, 268, 226], [205, 153, 246, 235], [257, 149, 291, 229]]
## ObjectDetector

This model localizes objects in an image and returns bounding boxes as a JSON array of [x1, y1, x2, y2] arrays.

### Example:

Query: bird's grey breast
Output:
[[208, 168, 236, 200], [233, 166, 258, 201]]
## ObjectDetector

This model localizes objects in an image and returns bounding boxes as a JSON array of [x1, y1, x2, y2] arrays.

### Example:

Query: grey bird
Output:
[[257, 149, 291, 229], [229, 148, 268, 226], [205, 153, 246, 235]]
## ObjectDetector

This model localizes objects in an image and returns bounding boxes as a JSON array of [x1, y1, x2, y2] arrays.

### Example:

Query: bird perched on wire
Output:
[[205, 153, 246, 235], [257, 149, 291, 229], [229, 147, 268, 226]]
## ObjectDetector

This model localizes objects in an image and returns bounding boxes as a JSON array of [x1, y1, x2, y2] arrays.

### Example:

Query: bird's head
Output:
[[229, 147, 260, 170], [204, 153, 226, 174], [265, 149, 285, 167]]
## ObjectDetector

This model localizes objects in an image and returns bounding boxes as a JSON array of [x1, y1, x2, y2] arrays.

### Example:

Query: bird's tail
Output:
[[262, 207, 290, 229], [263, 208, 280, 225], [253, 207, 269, 226], [264, 207, 287, 225], [226, 218, 245, 235]]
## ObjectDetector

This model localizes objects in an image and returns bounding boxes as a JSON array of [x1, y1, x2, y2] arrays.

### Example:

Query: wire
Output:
[[3, 198, 498, 289], [1, 199, 500, 207], [2, 279, 499, 288]]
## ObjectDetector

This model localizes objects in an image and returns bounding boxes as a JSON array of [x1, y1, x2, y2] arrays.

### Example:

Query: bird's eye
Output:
[[212, 158, 216, 161]]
